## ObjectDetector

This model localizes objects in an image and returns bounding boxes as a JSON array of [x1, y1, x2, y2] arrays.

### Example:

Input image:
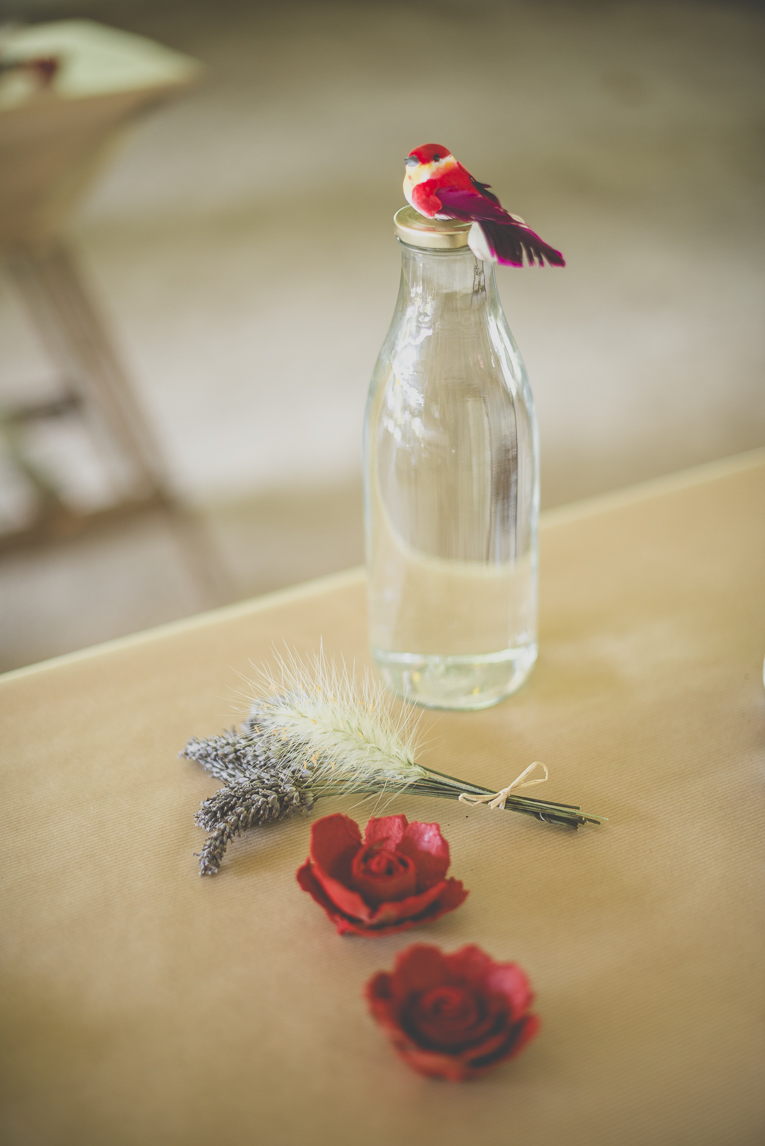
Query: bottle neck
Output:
[[396, 242, 498, 318]]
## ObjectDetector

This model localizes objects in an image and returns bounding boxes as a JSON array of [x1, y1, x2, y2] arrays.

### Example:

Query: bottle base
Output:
[[371, 644, 538, 711]]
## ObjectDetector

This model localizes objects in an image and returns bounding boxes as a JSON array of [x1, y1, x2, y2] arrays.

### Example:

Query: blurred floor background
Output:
[[1, 0, 764, 672]]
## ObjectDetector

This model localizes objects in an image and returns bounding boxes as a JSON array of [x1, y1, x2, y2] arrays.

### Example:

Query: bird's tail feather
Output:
[[475, 219, 565, 268]]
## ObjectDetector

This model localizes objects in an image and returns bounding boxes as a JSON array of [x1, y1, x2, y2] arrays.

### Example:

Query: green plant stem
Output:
[[308, 768, 606, 829]]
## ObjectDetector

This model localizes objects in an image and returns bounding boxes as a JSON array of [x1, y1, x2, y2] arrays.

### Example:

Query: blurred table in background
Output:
[[0, 20, 201, 249], [1, 451, 763, 1146], [0, 21, 220, 592]]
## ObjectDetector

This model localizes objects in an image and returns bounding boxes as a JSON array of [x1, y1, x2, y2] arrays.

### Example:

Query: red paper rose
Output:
[[296, 813, 468, 936], [366, 943, 539, 1081]]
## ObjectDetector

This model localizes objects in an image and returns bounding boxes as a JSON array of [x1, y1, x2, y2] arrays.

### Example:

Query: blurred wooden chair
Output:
[[0, 20, 225, 598]]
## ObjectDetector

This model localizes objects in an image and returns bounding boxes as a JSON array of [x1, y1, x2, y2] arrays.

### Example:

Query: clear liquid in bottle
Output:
[[364, 211, 539, 710]]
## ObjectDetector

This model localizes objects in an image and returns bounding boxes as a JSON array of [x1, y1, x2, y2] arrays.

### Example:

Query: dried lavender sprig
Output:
[[192, 776, 314, 876], [183, 727, 285, 785], [182, 730, 319, 875]]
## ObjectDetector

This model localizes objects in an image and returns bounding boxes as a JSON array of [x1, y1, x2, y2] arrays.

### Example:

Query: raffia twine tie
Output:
[[458, 761, 549, 810]]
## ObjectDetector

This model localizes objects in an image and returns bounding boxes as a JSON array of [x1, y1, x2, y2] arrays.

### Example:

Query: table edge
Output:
[[0, 565, 366, 685], [539, 445, 765, 530], [2, 447, 763, 685]]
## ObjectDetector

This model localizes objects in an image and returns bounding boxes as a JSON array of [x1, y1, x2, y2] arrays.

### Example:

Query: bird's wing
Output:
[[470, 178, 501, 206], [433, 184, 509, 224], [434, 186, 565, 268]]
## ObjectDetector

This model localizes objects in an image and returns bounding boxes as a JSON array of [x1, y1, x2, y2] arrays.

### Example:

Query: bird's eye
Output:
[[432, 154, 441, 161]]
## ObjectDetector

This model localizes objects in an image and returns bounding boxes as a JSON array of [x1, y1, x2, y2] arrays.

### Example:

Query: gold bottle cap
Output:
[[394, 205, 471, 250]]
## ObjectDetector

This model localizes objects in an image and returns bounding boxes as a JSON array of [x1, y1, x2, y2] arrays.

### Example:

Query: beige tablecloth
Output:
[[2, 452, 764, 1146]]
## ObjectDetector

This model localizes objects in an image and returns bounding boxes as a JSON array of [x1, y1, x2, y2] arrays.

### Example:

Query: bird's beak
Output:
[[404, 156, 419, 167]]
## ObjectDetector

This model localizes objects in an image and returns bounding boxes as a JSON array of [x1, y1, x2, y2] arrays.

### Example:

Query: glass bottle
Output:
[[364, 207, 539, 710]]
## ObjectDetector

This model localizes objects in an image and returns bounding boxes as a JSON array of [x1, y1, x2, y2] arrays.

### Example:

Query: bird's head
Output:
[[403, 143, 455, 192]]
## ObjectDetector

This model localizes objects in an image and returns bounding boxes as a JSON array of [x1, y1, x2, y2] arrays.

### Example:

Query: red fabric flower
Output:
[[296, 813, 468, 936], [366, 943, 539, 1081]]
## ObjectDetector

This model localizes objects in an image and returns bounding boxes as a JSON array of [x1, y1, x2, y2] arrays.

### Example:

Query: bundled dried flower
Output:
[[181, 651, 604, 876]]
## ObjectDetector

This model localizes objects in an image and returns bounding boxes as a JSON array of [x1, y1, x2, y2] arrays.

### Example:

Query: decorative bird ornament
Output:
[[403, 143, 565, 268]]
